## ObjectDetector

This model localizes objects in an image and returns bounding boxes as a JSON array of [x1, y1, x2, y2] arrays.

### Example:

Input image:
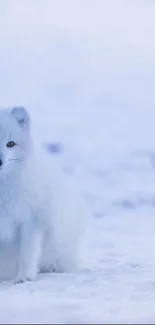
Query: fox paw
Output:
[[15, 277, 31, 284]]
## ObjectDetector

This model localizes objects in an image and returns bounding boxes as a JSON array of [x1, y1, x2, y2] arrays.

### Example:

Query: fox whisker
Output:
[[8, 159, 23, 162]]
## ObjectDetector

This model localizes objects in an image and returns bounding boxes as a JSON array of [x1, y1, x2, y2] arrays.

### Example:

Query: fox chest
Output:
[[0, 203, 22, 280], [0, 198, 30, 242]]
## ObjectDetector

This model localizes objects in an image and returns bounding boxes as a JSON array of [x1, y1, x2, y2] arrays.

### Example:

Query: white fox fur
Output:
[[0, 107, 89, 283]]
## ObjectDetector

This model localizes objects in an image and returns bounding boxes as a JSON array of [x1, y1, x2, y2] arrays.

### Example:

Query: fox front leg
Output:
[[15, 221, 43, 284]]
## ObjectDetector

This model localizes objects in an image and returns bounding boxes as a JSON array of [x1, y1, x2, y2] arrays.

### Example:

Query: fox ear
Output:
[[11, 106, 30, 130]]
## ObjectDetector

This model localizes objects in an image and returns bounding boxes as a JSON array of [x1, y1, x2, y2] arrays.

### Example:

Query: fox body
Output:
[[0, 107, 88, 283]]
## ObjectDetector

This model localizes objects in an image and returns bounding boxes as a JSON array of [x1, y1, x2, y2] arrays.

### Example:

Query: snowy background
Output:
[[0, 0, 155, 323]]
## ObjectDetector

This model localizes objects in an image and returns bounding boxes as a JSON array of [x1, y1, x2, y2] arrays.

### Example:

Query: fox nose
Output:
[[0, 159, 3, 167]]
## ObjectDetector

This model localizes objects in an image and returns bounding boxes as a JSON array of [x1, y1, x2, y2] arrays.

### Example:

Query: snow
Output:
[[1, 212, 155, 324], [0, 0, 155, 323]]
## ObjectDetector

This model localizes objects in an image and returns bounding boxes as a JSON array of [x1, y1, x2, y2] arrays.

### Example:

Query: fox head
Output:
[[0, 106, 31, 176]]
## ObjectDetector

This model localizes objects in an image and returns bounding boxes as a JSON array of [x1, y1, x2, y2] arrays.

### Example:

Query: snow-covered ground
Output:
[[0, 0, 155, 323], [1, 210, 155, 324]]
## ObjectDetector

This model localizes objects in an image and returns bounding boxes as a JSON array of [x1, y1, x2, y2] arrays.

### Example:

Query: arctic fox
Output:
[[0, 107, 89, 283]]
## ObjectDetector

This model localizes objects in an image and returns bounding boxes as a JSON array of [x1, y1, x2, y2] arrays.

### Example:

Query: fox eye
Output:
[[7, 141, 16, 148]]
